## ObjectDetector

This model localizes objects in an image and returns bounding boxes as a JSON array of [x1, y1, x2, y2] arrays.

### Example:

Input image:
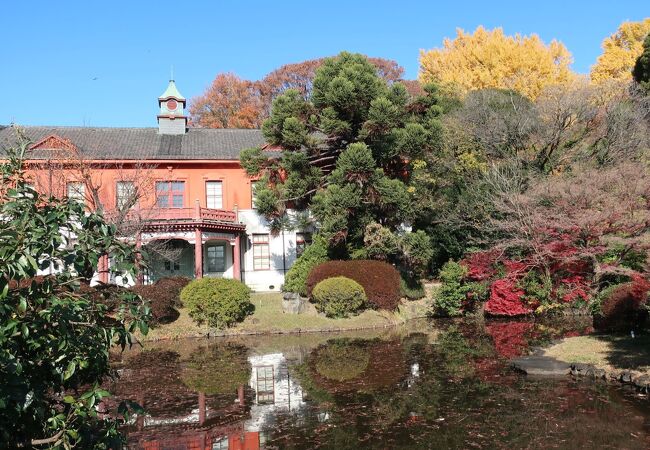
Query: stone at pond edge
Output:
[[282, 292, 307, 314], [511, 355, 571, 376]]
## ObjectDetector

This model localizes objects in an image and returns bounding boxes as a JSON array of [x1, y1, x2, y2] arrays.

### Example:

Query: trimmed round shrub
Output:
[[180, 278, 252, 329], [312, 277, 366, 318], [307, 260, 401, 310]]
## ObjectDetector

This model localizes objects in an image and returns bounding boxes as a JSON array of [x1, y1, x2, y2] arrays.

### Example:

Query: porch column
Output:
[[135, 233, 144, 285], [233, 234, 241, 280], [195, 228, 203, 279], [98, 254, 109, 284]]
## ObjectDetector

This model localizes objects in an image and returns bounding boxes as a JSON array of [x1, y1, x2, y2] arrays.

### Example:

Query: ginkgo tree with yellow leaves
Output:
[[419, 26, 575, 100], [591, 18, 650, 83]]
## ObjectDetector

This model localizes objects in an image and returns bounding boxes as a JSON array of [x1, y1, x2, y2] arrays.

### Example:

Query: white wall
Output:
[[238, 209, 312, 292]]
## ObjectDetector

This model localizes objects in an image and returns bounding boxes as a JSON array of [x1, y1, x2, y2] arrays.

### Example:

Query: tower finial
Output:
[[170, 65, 174, 82]]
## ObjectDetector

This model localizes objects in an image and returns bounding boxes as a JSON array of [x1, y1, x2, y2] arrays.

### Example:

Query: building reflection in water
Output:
[[122, 350, 306, 450]]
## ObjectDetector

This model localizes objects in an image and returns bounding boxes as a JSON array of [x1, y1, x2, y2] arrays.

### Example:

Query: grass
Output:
[[543, 334, 650, 375], [141, 292, 429, 341]]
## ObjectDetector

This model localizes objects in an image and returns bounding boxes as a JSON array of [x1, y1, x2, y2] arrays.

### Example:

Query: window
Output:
[[256, 366, 274, 404], [164, 260, 180, 271], [116, 181, 136, 210], [156, 181, 185, 208], [206, 243, 226, 273], [66, 182, 85, 205], [211, 437, 228, 450], [253, 234, 270, 270], [251, 181, 261, 209], [296, 232, 312, 257], [206, 181, 223, 209]]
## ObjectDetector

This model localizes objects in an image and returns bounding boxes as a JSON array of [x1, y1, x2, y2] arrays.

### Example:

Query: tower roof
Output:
[[159, 79, 185, 101]]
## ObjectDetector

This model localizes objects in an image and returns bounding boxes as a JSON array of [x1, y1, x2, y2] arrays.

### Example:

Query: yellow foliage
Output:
[[419, 26, 575, 99], [591, 19, 650, 84]]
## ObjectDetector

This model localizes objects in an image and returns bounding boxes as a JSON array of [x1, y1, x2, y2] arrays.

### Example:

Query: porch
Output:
[[100, 201, 247, 284]]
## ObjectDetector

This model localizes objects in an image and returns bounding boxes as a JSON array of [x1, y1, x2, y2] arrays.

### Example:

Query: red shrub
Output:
[[154, 276, 192, 307], [307, 260, 401, 310], [130, 284, 180, 325], [599, 275, 650, 330], [484, 278, 533, 316]]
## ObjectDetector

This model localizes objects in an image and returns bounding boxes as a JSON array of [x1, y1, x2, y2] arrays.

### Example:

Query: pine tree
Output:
[[632, 33, 650, 94]]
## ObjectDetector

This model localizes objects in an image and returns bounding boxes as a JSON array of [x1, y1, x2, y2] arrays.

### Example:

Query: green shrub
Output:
[[518, 271, 552, 305], [180, 278, 252, 329], [312, 277, 367, 318], [431, 261, 470, 317], [400, 276, 426, 300], [283, 234, 329, 296]]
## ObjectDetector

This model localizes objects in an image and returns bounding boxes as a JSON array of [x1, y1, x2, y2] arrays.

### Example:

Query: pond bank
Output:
[[512, 334, 650, 393], [140, 292, 430, 341]]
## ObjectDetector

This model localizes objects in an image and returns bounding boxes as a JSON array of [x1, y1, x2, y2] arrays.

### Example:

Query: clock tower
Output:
[[157, 79, 187, 135]]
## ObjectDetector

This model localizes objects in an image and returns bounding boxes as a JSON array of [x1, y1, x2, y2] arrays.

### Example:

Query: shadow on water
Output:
[[109, 317, 650, 449]]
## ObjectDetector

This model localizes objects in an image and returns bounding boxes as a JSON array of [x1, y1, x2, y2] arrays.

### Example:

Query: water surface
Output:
[[110, 318, 650, 449]]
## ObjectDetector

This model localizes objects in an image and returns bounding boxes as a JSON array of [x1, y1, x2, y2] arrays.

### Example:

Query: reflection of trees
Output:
[[181, 344, 251, 395]]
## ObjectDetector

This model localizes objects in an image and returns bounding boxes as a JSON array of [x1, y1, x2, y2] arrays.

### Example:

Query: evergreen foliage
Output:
[[180, 278, 252, 329], [0, 139, 150, 448], [311, 277, 367, 318]]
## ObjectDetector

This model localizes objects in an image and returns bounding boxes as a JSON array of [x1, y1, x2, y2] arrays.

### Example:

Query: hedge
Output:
[[596, 276, 650, 330], [312, 276, 366, 318], [180, 278, 252, 329], [130, 284, 180, 325], [307, 260, 401, 310]]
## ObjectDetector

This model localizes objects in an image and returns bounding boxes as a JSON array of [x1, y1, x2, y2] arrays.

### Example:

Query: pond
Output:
[[109, 318, 650, 449]]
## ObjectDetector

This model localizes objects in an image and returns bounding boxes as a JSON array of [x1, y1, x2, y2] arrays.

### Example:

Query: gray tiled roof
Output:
[[0, 125, 267, 160]]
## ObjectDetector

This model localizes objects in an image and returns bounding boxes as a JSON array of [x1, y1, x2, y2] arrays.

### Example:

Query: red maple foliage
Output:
[[461, 250, 499, 281], [485, 278, 533, 316]]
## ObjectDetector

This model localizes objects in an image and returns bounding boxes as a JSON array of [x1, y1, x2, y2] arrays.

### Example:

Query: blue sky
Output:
[[3, 0, 647, 127]]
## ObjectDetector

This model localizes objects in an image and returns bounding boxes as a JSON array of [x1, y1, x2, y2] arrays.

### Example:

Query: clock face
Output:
[[167, 99, 178, 111]]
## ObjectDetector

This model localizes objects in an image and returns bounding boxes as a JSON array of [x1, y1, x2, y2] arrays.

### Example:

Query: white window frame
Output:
[[252, 234, 270, 270], [116, 180, 137, 210], [66, 182, 85, 205], [206, 180, 223, 209]]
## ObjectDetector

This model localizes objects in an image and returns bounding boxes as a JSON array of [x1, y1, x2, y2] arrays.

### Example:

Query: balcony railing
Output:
[[105, 202, 238, 224], [145, 207, 237, 222]]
